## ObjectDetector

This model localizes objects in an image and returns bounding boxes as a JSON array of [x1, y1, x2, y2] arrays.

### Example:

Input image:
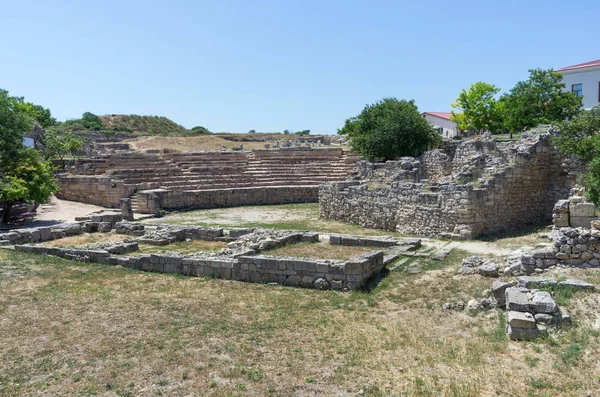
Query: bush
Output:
[[338, 98, 441, 161], [553, 105, 600, 206]]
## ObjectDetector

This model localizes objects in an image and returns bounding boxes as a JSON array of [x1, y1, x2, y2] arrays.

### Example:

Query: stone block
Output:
[[505, 287, 530, 312], [507, 311, 536, 328], [491, 280, 511, 307], [507, 325, 540, 341], [570, 216, 594, 229], [531, 291, 557, 314], [570, 202, 596, 217], [553, 213, 569, 227]]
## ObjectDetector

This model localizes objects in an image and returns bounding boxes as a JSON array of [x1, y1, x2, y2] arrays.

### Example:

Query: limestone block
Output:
[[507, 311, 536, 328], [505, 287, 530, 312], [570, 202, 596, 217], [570, 216, 595, 228], [491, 280, 511, 307], [531, 291, 557, 314], [507, 325, 540, 341], [553, 213, 569, 227]]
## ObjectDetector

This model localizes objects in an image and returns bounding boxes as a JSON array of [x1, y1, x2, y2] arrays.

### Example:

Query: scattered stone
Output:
[[491, 280, 512, 307], [507, 311, 536, 328]]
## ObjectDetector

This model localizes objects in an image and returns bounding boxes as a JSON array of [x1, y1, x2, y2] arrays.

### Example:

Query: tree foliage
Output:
[[451, 82, 501, 133], [338, 98, 441, 161], [499, 69, 582, 134], [44, 130, 86, 165], [17, 102, 56, 128], [553, 106, 600, 206], [0, 89, 57, 223]]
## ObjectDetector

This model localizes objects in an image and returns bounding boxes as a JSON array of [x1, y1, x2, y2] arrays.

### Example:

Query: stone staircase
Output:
[[68, 148, 358, 211]]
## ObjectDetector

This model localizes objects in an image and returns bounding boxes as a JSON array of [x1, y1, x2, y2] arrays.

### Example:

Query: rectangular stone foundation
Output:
[[14, 245, 385, 291]]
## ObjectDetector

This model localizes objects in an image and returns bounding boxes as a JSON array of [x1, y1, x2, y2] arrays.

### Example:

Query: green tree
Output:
[[0, 89, 57, 223], [500, 68, 583, 134], [553, 105, 600, 206], [44, 130, 86, 166], [451, 82, 501, 133], [191, 125, 210, 134], [338, 98, 441, 161], [17, 102, 56, 128]]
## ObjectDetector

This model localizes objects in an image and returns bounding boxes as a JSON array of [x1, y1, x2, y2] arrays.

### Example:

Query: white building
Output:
[[422, 112, 459, 138], [557, 59, 600, 110]]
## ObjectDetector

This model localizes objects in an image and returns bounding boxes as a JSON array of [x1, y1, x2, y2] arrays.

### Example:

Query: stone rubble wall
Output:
[[13, 244, 385, 291], [320, 131, 581, 239], [504, 222, 600, 275], [136, 186, 318, 213]]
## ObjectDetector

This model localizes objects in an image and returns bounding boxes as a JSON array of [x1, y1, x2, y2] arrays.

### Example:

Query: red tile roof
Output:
[[557, 59, 600, 72], [422, 112, 452, 120]]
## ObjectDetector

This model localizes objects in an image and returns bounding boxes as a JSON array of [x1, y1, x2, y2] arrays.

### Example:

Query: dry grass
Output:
[[124, 134, 349, 153], [263, 242, 379, 260], [135, 240, 228, 255], [41, 233, 130, 247], [1, 249, 599, 396], [125, 135, 270, 152], [149, 203, 409, 237]]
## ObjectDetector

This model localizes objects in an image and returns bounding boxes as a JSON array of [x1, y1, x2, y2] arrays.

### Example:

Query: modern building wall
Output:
[[423, 114, 458, 138], [559, 66, 600, 110]]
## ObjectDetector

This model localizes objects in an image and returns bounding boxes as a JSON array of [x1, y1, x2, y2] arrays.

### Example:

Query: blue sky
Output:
[[1, 0, 598, 134]]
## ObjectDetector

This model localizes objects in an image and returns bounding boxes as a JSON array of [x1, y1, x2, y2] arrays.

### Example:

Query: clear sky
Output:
[[1, 0, 598, 134]]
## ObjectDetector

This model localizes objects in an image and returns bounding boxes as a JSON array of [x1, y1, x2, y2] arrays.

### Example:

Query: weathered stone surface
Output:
[[505, 287, 530, 312], [120, 198, 134, 221], [531, 291, 558, 314], [558, 279, 595, 290], [570, 202, 596, 217], [507, 311, 536, 328], [491, 280, 512, 307], [507, 325, 540, 341], [477, 263, 499, 277], [516, 276, 557, 288]]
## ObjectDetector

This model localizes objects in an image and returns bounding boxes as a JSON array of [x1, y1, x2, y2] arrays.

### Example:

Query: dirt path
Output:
[[35, 196, 111, 223], [455, 241, 515, 256]]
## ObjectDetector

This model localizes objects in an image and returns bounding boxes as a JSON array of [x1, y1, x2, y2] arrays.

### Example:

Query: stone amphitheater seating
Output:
[[57, 148, 358, 211]]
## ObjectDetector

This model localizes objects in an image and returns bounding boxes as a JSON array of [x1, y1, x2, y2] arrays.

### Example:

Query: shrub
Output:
[[338, 98, 441, 161]]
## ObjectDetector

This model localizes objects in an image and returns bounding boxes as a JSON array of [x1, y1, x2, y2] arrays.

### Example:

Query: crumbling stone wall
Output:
[[320, 130, 581, 238]]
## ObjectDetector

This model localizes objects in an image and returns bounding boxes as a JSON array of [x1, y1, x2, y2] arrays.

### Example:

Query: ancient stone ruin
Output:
[[320, 128, 581, 238], [57, 147, 357, 212]]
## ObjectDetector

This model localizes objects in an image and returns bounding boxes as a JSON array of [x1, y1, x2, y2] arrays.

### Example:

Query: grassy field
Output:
[[1, 247, 600, 396]]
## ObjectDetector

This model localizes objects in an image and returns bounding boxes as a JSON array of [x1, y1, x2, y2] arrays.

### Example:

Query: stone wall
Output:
[[320, 130, 581, 239], [136, 186, 318, 213], [14, 244, 384, 291], [56, 176, 136, 208]]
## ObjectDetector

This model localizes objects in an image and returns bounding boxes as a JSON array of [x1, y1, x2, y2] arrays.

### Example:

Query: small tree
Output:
[[248, 129, 256, 133], [553, 106, 600, 206], [451, 82, 501, 133], [44, 130, 86, 167], [0, 89, 57, 223], [338, 98, 441, 161], [500, 68, 583, 134], [191, 126, 210, 134]]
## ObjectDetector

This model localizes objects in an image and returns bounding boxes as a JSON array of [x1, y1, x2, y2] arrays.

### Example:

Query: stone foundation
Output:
[[14, 244, 385, 291]]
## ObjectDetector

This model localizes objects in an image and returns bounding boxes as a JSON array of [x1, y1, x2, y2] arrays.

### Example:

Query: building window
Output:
[[572, 83, 583, 97]]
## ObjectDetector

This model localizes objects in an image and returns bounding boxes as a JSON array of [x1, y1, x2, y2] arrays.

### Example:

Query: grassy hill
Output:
[[52, 113, 195, 136], [99, 114, 188, 135]]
